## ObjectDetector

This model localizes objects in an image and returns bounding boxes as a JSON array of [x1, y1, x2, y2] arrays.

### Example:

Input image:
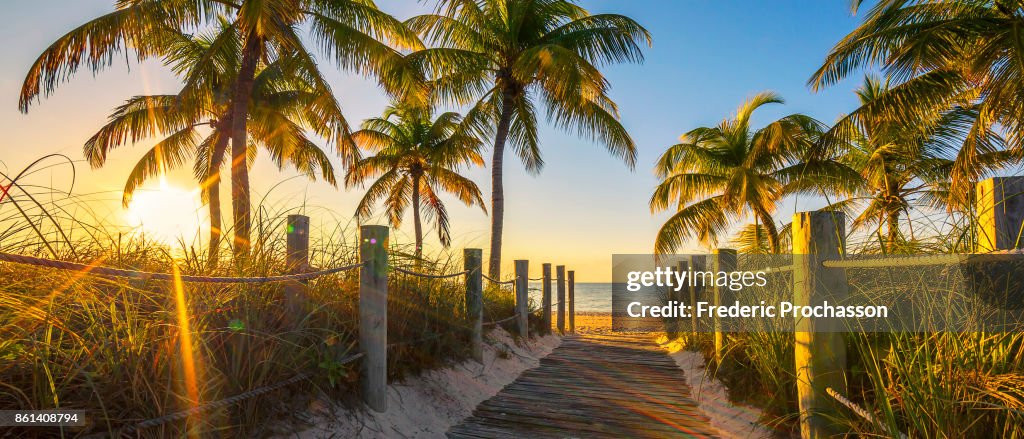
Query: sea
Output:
[[527, 282, 614, 312]]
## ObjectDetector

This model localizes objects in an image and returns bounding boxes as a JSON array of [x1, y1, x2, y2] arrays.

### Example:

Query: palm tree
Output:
[[346, 102, 487, 259], [810, 0, 1024, 208], [20, 0, 423, 257], [84, 23, 348, 264], [406, 0, 651, 278], [650, 92, 859, 255], [829, 75, 1011, 251]]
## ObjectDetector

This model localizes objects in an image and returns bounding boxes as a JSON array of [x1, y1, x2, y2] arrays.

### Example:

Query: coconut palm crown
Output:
[[810, 0, 1024, 208], [346, 102, 486, 258], [85, 21, 347, 263], [650, 91, 859, 255], [20, 0, 423, 256], [406, 0, 651, 278]]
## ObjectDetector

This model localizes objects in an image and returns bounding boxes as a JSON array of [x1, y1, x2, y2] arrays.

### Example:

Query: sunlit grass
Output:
[[0, 162, 517, 437]]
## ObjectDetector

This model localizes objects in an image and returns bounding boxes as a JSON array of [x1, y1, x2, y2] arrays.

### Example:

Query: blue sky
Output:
[[0, 1, 870, 280]]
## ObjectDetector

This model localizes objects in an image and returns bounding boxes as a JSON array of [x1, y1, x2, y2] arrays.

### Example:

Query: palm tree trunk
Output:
[[206, 128, 230, 268], [887, 211, 900, 252], [488, 88, 515, 280], [228, 33, 261, 259], [753, 207, 780, 253], [412, 173, 423, 259]]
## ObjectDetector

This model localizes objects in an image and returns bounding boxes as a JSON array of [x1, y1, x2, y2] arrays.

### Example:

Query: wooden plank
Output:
[[447, 333, 720, 438]]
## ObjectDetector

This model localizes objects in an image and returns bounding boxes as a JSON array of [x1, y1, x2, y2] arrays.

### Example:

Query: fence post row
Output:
[[568, 270, 575, 334], [285, 215, 310, 323], [712, 249, 736, 364], [465, 249, 484, 362], [556, 265, 566, 335], [542, 263, 553, 335], [359, 225, 389, 413], [515, 260, 530, 338], [792, 211, 848, 439]]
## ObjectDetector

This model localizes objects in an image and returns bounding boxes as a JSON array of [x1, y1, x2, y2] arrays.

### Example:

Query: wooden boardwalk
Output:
[[448, 333, 719, 438]]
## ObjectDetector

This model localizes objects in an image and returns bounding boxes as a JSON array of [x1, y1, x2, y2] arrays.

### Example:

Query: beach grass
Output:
[[0, 183, 520, 438]]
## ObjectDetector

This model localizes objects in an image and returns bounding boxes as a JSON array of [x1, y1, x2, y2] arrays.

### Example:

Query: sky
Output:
[[0, 1, 870, 281]]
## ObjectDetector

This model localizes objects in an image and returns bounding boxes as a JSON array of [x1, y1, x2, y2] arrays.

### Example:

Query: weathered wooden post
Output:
[[691, 255, 706, 334], [556, 265, 566, 335], [359, 225, 389, 412], [514, 260, 529, 338], [542, 263, 552, 335], [568, 270, 575, 334], [712, 247, 737, 360], [712, 249, 736, 363], [465, 249, 483, 362], [793, 211, 848, 439], [285, 215, 310, 320], [676, 260, 694, 335], [976, 177, 1024, 252]]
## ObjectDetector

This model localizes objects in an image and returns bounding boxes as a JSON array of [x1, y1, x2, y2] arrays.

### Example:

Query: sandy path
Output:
[[280, 327, 560, 438]]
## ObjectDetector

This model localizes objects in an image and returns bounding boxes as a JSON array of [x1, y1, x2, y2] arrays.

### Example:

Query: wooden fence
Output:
[[692, 176, 1024, 439], [282, 221, 577, 413]]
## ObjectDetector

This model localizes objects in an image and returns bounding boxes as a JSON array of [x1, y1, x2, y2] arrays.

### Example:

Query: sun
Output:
[[124, 177, 208, 244]]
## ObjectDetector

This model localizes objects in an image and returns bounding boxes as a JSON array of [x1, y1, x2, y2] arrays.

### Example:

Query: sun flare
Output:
[[124, 177, 208, 244]]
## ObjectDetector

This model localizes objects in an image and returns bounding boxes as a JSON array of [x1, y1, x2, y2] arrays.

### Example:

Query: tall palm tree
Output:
[[829, 75, 1011, 251], [346, 102, 487, 259], [20, 0, 423, 257], [84, 23, 348, 264], [650, 92, 859, 255], [406, 0, 651, 278], [810, 0, 1024, 209]]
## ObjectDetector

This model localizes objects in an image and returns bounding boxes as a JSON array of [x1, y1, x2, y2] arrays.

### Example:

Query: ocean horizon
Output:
[[528, 282, 614, 312]]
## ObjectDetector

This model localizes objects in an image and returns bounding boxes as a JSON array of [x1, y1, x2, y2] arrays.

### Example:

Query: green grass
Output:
[[680, 221, 1024, 438], [0, 168, 519, 437]]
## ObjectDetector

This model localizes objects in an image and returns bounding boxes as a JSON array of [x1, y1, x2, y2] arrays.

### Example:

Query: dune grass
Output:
[[677, 220, 1024, 438], [0, 165, 521, 437]]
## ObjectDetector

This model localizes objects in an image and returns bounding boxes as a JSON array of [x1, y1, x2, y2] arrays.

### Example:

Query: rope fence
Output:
[[5, 218, 578, 436], [826, 387, 907, 439], [0, 251, 364, 283], [391, 266, 469, 279], [821, 254, 964, 269], [482, 273, 517, 285]]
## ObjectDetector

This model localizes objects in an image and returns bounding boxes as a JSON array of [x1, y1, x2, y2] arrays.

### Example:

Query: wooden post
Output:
[[514, 260, 529, 338], [676, 260, 694, 334], [542, 263, 552, 335], [359, 225, 389, 412], [285, 215, 310, 319], [712, 249, 736, 363], [793, 211, 848, 439], [690, 255, 706, 334], [567, 270, 575, 334], [976, 177, 1024, 252], [556, 265, 566, 335], [465, 249, 483, 362]]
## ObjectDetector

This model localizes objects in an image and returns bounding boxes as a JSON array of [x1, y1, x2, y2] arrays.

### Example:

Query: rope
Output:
[[482, 273, 516, 285], [747, 264, 795, 273], [483, 315, 518, 326], [0, 252, 364, 284], [821, 254, 963, 269], [86, 353, 364, 438], [826, 387, 907, 439], [391, 266, 469, 279]]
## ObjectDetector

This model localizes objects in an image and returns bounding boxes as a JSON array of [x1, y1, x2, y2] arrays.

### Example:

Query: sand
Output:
[[279, 327, 560, 438], [279, 313, 769, 438], [659, 337, 774, 438]]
